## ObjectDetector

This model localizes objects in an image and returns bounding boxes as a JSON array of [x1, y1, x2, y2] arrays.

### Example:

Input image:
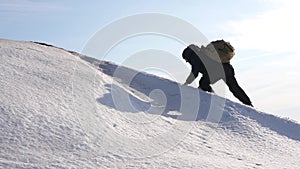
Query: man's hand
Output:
[[183, 82, 189, 86]]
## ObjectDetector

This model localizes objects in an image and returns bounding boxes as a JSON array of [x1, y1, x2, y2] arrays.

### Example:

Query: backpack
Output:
[[201, 39, 235, 63]]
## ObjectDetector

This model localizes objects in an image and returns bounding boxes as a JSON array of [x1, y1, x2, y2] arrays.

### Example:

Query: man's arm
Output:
[[184, 67, 199, 85]]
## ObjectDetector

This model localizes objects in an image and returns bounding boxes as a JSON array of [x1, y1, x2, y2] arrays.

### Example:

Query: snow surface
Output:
[[0, 39, 300, 168]]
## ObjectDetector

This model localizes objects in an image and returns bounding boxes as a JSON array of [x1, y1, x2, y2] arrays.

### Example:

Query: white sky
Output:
[[223, 0, 300, 122]]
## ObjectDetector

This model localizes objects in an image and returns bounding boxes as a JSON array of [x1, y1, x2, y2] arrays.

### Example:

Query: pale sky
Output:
[[225, 0, 300, 122], [1, 0, 299, 122]]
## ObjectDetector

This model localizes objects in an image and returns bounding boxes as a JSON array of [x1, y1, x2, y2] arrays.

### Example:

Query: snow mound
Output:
[[0, 39, 300, 168]]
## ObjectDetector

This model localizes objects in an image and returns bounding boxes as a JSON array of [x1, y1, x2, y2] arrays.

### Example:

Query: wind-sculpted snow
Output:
[[0, 39, 300, 168]]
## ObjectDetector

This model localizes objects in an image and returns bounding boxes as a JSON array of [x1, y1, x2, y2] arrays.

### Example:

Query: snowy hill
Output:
[[0, 39, 300, 168]]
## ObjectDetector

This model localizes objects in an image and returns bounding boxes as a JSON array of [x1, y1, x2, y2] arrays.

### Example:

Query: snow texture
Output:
[[0, 39, 300, 168]]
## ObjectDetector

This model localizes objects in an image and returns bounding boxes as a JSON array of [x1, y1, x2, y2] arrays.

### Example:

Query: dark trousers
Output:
[[199, 65, 252, 106]]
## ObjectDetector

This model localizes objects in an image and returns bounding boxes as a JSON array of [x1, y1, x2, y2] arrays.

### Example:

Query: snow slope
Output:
[[0, 39, 300, 168]]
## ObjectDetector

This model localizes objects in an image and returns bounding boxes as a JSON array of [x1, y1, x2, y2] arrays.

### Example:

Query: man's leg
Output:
[[226, 76, 252, 106], [199, 76, 213, 92]]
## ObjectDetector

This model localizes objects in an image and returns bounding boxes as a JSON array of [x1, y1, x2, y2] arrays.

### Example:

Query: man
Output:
[[182, 43, 253, 106]]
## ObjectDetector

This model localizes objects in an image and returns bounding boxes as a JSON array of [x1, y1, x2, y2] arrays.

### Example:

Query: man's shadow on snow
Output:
[[97, 84, 216, 121], [97, 83, 213, 121], [96, 62, 300, 142]]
